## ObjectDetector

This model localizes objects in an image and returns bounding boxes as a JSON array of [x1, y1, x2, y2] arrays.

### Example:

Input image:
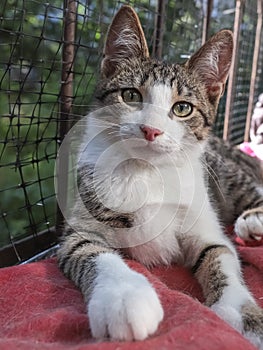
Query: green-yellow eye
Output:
[[172, 102, 193, 118], [121, 89, 142, 105]]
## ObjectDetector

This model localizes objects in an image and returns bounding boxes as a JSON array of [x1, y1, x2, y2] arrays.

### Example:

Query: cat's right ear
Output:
[[101, 5, 149, 78], [186, 30, 233, 104]]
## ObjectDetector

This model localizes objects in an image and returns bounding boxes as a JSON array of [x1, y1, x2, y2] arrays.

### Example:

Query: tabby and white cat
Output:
[[57, 5, 263, 347]]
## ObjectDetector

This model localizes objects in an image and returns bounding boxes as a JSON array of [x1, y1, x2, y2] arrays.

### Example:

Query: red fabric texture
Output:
[[1, 243, 263, 350]]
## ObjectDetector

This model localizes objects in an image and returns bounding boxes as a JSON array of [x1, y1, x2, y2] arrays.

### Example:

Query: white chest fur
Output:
[[93, 150, 208, 266]]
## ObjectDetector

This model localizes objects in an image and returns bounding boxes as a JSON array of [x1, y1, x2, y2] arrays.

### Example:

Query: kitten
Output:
[[57, 5, 263, 347]]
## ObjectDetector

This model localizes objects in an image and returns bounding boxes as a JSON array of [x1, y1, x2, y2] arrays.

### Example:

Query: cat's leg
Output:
[[193, 243, 263, 347], [235, 206, 263, 241], [182, 199, 263, 348], [57, 229, 163, 341]]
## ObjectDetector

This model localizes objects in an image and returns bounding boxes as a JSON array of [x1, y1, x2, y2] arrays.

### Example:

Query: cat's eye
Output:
[[121, 88, 143, 105], [172, 102, 193, 118]]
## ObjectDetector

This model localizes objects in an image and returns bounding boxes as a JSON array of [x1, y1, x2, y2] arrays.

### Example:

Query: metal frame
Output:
[[223, 0, 244, 141], [56, 0, 77, 236], [244, 0, 263, 141]]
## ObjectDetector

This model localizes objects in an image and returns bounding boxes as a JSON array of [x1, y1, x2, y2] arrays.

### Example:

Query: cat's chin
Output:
[[146, 141, 177, 154], [123, 138, 177, 156], [121, 141, 185, 168]]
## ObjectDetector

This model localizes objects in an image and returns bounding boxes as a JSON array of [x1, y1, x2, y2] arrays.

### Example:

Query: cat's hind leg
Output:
[[235, 206, 263, 241]]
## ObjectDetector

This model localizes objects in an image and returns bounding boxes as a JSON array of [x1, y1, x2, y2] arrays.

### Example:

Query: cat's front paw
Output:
[[88, 269, 163, 341], [211, 302, 263, 349], [235, 207, 263, 241]]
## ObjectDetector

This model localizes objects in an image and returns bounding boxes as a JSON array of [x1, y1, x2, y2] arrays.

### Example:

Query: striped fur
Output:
[[206, 136, 263, 238], [57, 5, 263, 347]]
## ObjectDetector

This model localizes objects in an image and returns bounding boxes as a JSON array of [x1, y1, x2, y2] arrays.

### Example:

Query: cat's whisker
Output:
[[201, 160, 226, 203], [106, 130, 120, 136]]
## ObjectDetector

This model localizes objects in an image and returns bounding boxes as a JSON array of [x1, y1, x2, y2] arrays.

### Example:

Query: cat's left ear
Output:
[[186, 30, 233, 103], [101, 5, 149, 78]]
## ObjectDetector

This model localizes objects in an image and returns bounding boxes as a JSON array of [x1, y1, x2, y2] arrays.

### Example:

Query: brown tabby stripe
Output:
[[242, 302, 263, 334], [197, 109, 212, 127], [176, 80, 183, 95], [59, 238, 108, 273], [78, 166, 134, 223], [234, 186, 263, 213], [192, 244, 226, 273], [61, 252, 99, 297], [77, 254, 98, 293], [97, 215, 134, 228], [169, 76, 177, 89], [193, 245, 229, 306]]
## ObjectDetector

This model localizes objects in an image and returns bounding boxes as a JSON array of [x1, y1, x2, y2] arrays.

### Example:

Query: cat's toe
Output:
[[88, 271, 163, 341], [234, 208, 263, 241]]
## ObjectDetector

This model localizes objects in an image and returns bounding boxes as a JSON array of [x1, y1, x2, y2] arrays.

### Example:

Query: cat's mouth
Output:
[[121, 136, 178, 156], [145, 140, 176, 153]]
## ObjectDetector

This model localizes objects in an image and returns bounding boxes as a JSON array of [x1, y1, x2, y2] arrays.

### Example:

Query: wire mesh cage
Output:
[[0, 0, 63, 265], [0, 0, 263, 267], [226, 0, 262, 144]]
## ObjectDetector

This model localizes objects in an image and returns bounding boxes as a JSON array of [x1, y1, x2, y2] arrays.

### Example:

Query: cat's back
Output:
[[205, 135, 263, 224], [206, 135, 263, 181]]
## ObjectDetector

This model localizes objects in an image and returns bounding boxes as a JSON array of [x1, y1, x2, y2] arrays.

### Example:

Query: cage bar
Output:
[[223, 0, 244, 141], [244, 0, 263, 142], [152, 0, 166, 59], [56, 0, 77, 235], [201, 0, 213, 44]]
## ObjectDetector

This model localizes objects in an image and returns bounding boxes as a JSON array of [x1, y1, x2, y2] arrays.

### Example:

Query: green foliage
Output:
[[164, 0, 203, 62], [0, 0, 96, 247]]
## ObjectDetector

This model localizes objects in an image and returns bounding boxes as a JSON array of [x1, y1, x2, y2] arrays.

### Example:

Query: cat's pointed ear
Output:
[[101, 5, 149, 78], [186, 30, 233, 103]]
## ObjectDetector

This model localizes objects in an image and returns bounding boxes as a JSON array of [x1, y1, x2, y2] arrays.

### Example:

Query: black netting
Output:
[[229, 0, 258, 144], [0, 1, 63, 266], [212, 0, 236, 137]]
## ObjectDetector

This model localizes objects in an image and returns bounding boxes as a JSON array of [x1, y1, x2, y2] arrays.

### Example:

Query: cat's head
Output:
[[93, 5, 233, 158]]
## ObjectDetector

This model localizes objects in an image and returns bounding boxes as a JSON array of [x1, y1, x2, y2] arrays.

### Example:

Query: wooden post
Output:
[[56, 0, 76, 234], [201, 0, 213, 45], [244, 0, 263, 142], [223, 0, 244, 141], [152, 0, 166, 59]]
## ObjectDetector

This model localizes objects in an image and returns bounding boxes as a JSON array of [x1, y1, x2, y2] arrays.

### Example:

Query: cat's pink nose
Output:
[[140, 126, 163, 142]]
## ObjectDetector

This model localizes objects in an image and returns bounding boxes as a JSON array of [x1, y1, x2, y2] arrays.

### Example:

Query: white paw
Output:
[[88, 254, 164, 341], [235, 210, 263, 241], [211, 302, 263, 349]]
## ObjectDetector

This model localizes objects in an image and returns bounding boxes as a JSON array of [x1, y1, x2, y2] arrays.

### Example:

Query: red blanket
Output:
[[1, 240, 263, 350]]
